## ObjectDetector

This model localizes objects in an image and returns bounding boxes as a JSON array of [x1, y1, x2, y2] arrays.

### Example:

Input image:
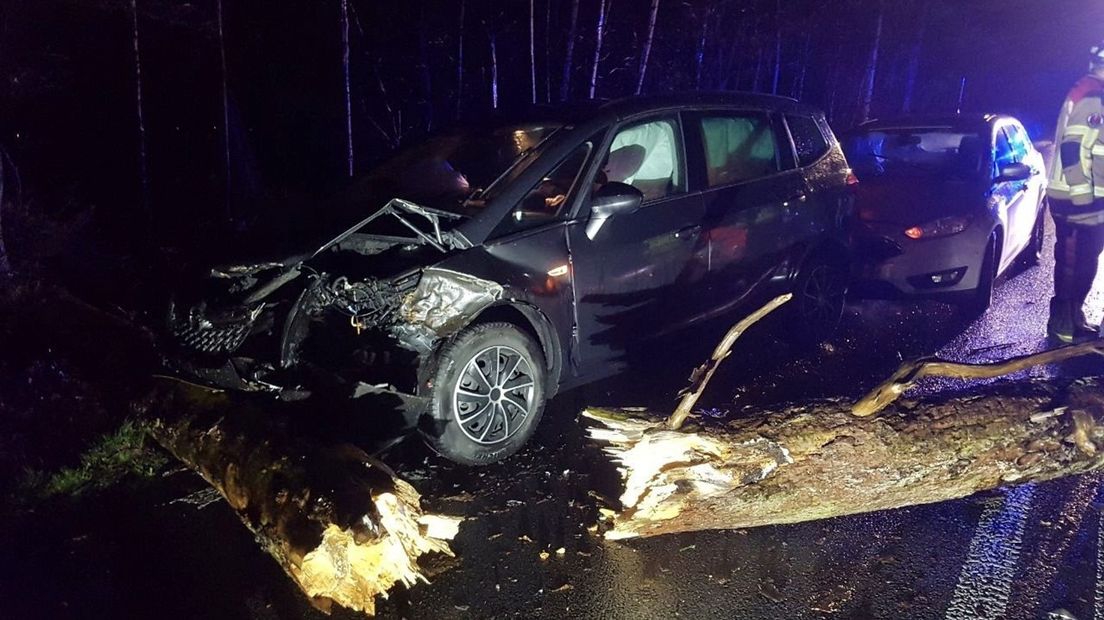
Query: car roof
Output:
[[849, 114, 1016, 135], [592, 92, 823, 119], [462, 91, 825, 128]]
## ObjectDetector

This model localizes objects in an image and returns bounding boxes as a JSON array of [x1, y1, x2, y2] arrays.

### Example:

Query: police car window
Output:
[[698, 113, 780, 187], [600, 118, 684, 202], [994, 130, 1015, 174], [1005, 124, 1029, 162], [786, 114, 830, 167]]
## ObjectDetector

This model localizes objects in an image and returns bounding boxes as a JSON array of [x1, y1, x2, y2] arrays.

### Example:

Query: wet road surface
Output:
[[360, 214, 1104, 620], [5, 216, 1104, 620]]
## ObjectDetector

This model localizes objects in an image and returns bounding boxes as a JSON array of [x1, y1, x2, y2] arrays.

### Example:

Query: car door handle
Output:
[[674, 224, 702, 239]]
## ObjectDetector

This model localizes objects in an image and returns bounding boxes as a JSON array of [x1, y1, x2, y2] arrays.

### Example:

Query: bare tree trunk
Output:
[[0, 146, 8, 275], [419, 3, 434, 131], [901, 2, 927, 113], [456, 0, 465, 116], [858, 0, 885, 123], [827, 42, 842, 122], [560, 0, 579, 101], [216, 0, 234, 220], [794, 32, 811, 100], [770, 0, 781, 95], [585, 376, 1104, 540], [529, 0, 537, 104], [693, 9, 710, 90], [544, 0, 551, 102], [752, 46, 763, 92], [129, 0, 151, 230], [147, 382, 459, 616], [635, 0, 660, 95], [588, 0, 609, 99], [490, 32, 499, 109], [339, 0, 354, 176]]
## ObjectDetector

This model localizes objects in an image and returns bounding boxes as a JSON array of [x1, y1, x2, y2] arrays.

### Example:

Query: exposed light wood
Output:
[[147, 382, 459, 616], [589, 352, 1104, 540]]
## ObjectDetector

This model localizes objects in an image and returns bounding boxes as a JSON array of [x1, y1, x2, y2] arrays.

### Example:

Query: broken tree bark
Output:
[[586, 375, 1104, 540], [146, 381, 459, 616]]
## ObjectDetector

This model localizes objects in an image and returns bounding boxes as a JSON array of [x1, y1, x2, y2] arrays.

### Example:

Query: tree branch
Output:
[[852, 340, 1104, 417], [668, 294, 791, 430]]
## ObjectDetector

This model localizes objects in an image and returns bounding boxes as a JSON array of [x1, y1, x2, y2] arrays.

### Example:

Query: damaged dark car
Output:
[[166, 93, 856, 465]]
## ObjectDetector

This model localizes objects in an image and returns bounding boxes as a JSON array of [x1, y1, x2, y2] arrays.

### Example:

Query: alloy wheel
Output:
[[801, 264, 847, 326], [452, 345, 536, 445]]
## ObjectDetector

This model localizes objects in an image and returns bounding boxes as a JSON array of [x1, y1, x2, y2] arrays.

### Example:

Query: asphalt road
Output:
[[363, 213, 1104, 620], [5, 215, 1104, 620]]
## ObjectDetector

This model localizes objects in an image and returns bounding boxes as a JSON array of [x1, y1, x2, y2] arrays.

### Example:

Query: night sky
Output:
[[1, 0, 1102, 252]]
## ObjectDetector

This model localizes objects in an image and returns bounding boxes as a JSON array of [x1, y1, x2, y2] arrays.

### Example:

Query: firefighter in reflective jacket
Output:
[[1047, 43, 1104, 343]]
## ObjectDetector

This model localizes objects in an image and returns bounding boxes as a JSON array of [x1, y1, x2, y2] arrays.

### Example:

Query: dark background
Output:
[[1, 0, 1101, 271]]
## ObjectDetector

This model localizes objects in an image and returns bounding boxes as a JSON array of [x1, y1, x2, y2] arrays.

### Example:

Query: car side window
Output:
[[501, 143, 591, 233], [785, 114, 830, 167], [994, 129, 1015, 176], [697, 113, 780, 187], [600, 118, 684, 202], [1005, 124, 1029, 163]]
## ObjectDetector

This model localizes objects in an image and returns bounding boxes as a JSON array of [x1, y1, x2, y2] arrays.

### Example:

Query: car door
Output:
[[992, 123, 1034, 270], [1004, 121, 1045, 252], [683, 108, 808, 319], [565, 114, 706, 375]]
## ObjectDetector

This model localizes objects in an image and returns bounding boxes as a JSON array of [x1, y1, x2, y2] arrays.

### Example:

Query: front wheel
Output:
[[784, 258, 848, 346], [419, 322, 546, 466]]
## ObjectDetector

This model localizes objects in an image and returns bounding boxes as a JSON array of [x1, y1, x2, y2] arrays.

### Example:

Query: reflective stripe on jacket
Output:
[[1049, 74, 1104, 224]]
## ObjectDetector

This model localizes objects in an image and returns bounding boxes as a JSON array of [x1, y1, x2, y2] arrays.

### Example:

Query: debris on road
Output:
[[584, 301, 1104, 540], [146, 381, 460, 617]]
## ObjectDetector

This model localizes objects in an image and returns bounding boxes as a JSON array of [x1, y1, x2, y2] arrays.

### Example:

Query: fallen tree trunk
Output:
[[145, 380, 460, 616], [585, 376, 1104, 540]]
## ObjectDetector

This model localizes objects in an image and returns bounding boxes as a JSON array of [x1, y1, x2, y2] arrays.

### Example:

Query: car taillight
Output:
[[904, 226, 924, 240]]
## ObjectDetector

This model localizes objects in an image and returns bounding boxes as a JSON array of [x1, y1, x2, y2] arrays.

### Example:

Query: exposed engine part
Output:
[[324, 276, 404, 325]]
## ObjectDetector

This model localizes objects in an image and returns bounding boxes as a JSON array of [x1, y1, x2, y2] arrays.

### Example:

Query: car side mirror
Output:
[[997, 162, 1032, 182], [591, 182, 644, 218], [586, 182, 643, 239]]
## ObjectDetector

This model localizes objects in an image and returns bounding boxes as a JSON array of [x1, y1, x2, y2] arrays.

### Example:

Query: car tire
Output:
[[784, 257, 848, 346], [419, 322, 546, 466], [961, 236, 997, 317], [1017, 205, 1045, 269]]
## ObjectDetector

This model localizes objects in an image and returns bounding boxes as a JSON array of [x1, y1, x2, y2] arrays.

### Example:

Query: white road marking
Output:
[[945, 484, 1036, 620]]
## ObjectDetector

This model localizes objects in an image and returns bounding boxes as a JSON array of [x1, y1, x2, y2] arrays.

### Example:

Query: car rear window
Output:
[[786, 114, 830, 167], [697, 113, 780, 187], [845, 128, 986, 180]]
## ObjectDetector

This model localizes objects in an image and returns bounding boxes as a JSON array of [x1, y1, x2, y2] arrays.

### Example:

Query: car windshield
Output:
[[844, 128, 986, 181], [345, 123, 562, 217]]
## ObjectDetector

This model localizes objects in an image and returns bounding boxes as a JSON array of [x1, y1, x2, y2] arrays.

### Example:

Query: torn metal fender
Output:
[[398, 268, 503, 337]]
